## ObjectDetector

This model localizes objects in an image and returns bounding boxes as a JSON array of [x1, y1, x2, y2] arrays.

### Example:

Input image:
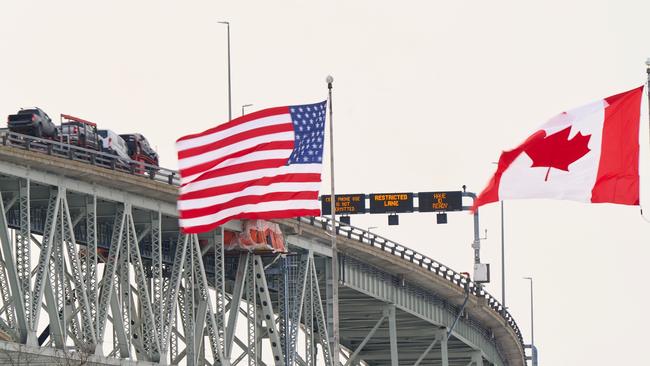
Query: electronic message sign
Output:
[[321, 194, 366, 215], [418, 191, 463, 212], [369, 193, 414, 213]]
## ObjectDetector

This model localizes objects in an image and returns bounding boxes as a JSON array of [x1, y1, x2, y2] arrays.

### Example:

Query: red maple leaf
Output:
[[524, 126, 591, 181]]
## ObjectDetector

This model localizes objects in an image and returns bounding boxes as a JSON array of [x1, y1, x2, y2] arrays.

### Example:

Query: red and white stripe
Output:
[[176, 106, 322, 234], [474, 86, 644, 210]]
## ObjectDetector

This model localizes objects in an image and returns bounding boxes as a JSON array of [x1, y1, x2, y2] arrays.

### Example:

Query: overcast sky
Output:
[[2, 1, 650, 365]]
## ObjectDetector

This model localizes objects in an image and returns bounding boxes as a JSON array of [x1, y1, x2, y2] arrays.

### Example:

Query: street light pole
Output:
[[326, 75, 340, 365], [218, 21, 232, 121], [492, 162, 507, 312], [367, 226, 377, 238], [241, 103, 253, 116], [523, 276, 537, 366], [501, 200, 506, 312]]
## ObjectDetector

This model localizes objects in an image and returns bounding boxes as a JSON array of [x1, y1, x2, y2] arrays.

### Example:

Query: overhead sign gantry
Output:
[[320, 190, 464, 225], [319, 188, 490, 283]]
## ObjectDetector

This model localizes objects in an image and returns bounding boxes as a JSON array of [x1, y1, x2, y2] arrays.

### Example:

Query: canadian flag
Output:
[[474, 86, 644, 210]]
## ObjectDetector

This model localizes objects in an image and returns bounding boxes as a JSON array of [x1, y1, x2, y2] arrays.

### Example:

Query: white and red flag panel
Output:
[[474, 86, 644, 210], [176, 102, 327, 234]]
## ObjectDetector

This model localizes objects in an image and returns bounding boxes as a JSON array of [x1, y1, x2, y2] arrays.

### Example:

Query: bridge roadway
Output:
[[0, 142, 525, 366]]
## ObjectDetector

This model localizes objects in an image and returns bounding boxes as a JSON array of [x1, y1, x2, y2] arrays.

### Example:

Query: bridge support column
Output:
[[439, 329, 449, 366], [387, 304, 399, 366]]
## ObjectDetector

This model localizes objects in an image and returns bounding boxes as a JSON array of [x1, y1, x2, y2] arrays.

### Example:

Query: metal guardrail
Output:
[[296, 215, 525, 348], [0, 131, 180, 185], [0, 129, 523, 349]]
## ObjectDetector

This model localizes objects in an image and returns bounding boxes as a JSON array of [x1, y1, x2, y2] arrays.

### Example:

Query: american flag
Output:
[[176, 101, 327, 234]]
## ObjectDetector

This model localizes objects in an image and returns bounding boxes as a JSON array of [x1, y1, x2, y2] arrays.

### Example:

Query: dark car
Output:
[[59, 114, 100, 150], [119, 133, 159, 166], [7, 108, 58, 139]]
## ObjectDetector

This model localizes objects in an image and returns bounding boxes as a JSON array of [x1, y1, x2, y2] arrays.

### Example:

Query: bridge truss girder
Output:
[[0, 179, 339, 366], [0, 160, 509, 366]]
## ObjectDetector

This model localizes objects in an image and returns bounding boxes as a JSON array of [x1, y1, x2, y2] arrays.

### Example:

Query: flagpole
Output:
[[218, 21, 232, 121], [326, 74, 341, 365], [646, 59, 650, 158]]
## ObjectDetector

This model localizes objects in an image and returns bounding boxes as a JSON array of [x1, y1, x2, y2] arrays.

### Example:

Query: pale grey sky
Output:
[[2, 1, 650, 365]]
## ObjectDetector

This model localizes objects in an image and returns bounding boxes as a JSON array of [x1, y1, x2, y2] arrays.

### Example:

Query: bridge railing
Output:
[[297, 215, 524, 347], [0, 130, 180, 185]]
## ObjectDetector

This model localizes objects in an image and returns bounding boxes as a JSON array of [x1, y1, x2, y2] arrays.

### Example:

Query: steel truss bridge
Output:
[[0, 133, 525, 366]]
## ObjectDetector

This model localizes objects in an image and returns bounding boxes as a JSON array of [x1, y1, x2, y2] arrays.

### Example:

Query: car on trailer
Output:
[[7, 107, 58, 139], [119, 133, 159, 175], [59, 114, 101, 150], [98, 129, 130, 161]]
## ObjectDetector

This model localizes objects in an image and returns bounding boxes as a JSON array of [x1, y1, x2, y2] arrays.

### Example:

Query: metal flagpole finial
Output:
[[646, 57, 650, 67], [326, 75, 334, 89]]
